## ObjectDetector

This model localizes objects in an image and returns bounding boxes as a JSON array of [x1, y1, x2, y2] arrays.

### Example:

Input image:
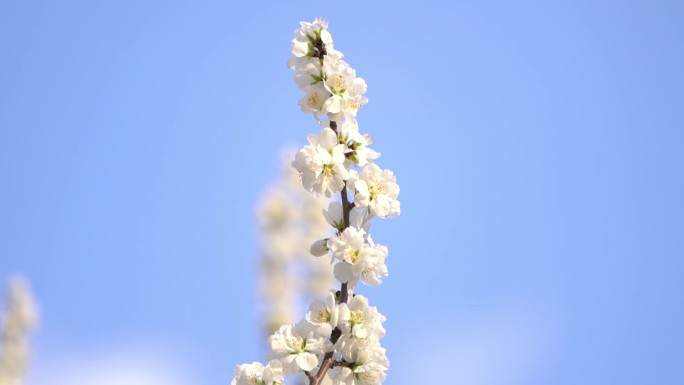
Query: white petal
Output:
[[295, 352, 319, 371], [333, 262, 356, 283], [319, 127, 338, 149]]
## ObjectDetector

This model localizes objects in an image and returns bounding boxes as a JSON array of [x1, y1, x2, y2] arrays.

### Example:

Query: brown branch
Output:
[[304, 370, 314, 382], [332, 360, 355, 368], [339, 185, 352, 304]]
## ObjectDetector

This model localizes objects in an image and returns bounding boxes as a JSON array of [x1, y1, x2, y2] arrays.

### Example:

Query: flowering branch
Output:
[[232, 19, 400, 385]]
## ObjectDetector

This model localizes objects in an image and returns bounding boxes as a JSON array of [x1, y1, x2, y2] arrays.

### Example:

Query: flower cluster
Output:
[[0, 277, 38, 385], [233, 19, 399, 385]]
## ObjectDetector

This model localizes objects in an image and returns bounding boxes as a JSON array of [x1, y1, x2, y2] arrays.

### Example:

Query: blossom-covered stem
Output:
[[324, 119, 352, 306], [307, 177, 354, 385], [308, 307, 342, 383], [233, 18, 397, 385]]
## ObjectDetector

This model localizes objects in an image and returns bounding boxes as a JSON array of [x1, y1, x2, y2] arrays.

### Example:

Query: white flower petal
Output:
[[295, 352, 319, 371]]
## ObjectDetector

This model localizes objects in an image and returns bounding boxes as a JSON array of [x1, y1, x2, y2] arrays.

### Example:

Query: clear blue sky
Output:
[[1, 1, 683, 384]]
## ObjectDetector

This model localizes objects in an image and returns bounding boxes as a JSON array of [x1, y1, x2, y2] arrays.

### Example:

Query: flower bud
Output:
[[310, 238, 330, 257]]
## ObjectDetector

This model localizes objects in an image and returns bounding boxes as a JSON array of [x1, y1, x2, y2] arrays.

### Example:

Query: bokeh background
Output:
[[1, 1, 683, 384]]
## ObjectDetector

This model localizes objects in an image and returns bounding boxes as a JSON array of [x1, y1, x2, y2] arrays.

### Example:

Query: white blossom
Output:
[[294, 62, 325, 92], [269, 321, 330, 374], [304, 292, 340, 338], [347, 134, 379, 168], [328, 228, 387, 286], [293, 128, 350, 197], [329, 346, 389, 385], [331, 120, 379, 168], [318, 53, 368, 121], [349, 164, 400, 218], [323, 201, 345, 231], [337, 295, 386, 343], [231, 360, 284, 385], [328, 226, 366, 263], [288, 18, 368, 123], [323, 201, 371, 233], [321, 60, 364, 115], [288, 18, 333, 70], [298, 83, 332, 116], [358, 242, 388, 287]]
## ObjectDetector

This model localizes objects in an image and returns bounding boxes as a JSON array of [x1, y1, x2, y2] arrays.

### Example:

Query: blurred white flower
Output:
[[257, 151, 335, 337], [0, 277, 38, 385]]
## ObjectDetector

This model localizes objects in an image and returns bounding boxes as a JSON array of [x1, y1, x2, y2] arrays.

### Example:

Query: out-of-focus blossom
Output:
[[0, 277, 38, 385]]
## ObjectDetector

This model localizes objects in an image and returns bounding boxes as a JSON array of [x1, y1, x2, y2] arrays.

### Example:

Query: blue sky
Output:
[[1, 1, 683, 384]]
